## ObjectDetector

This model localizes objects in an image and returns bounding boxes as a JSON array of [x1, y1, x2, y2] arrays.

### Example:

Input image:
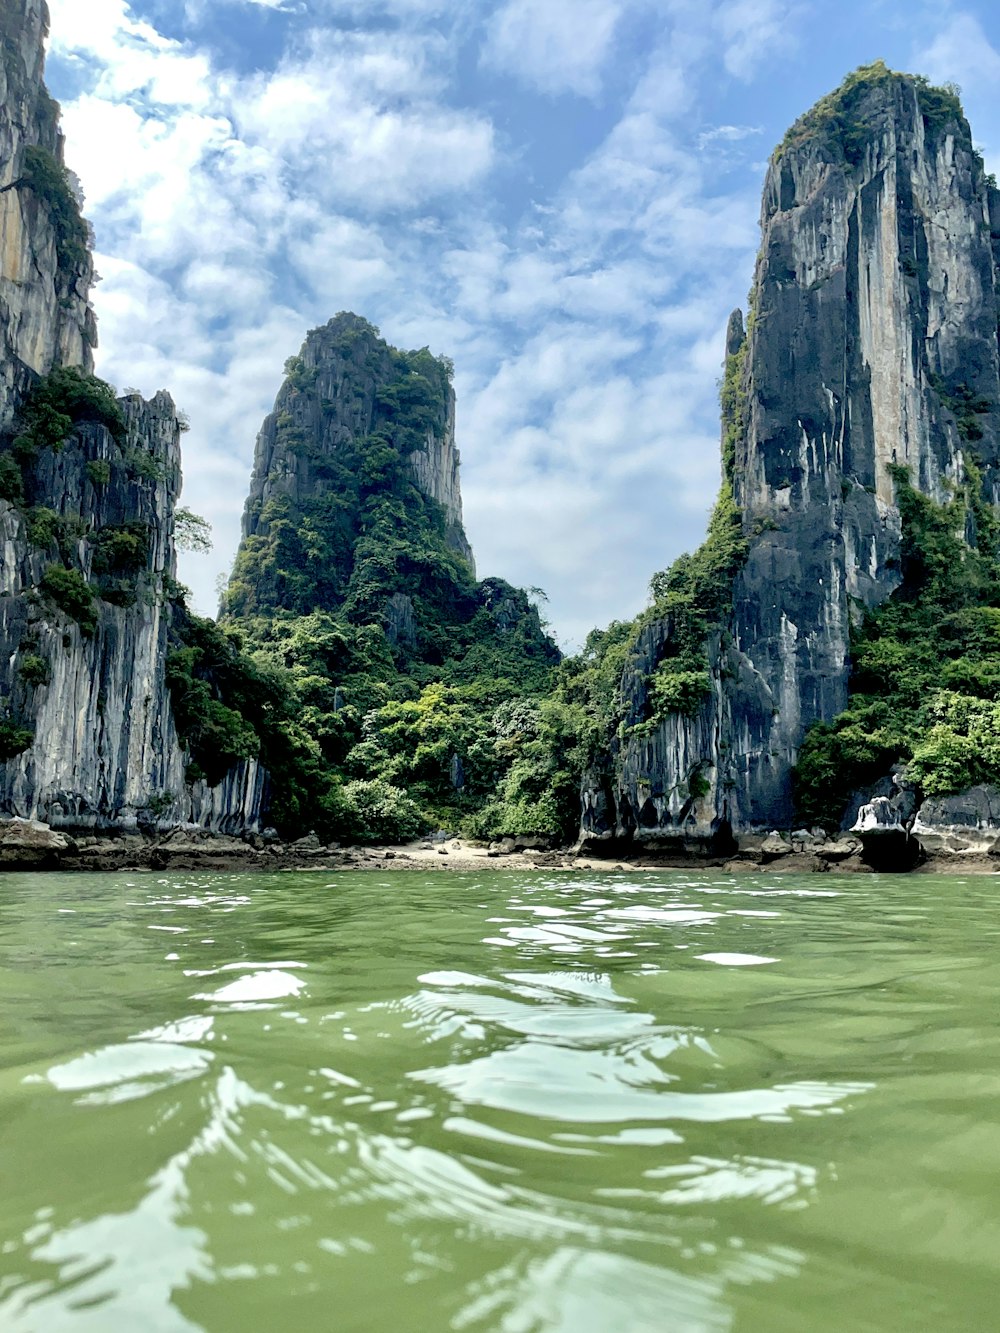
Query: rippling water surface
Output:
[[1, 868, 999, 1331]]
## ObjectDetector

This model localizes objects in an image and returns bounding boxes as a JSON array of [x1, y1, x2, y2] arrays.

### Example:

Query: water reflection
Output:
[[44, 1041, 214, 1105]]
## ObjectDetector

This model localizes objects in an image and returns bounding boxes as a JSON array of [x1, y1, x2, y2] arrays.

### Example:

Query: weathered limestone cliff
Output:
[[225, 314, 554, 680], [233, 313, 474, 624], [0, 1, 264, 832], [0, 0, 95, 420], [584, 67, 1000, 848]]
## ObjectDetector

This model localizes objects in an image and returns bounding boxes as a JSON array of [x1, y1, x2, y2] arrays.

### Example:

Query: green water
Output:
[[1, 870, 999, 1332]]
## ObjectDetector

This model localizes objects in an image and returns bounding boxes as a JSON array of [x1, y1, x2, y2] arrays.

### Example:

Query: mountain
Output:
[[578, 63, 1000, 852], [0, 0, 558, 844], [5, 19, 998, 859], [215, 315, 563, 841], [0, 0, 266, 832], [224, 312, 555, 686]]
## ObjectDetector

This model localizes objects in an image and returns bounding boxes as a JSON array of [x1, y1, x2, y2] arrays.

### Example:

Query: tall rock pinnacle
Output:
[[582, 64, 1000, 846], [227, 313, 477, 639]]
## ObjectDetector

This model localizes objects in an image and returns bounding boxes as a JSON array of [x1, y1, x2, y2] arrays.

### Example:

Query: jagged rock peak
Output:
[[774, 61, 976, 173], [740, 62, 1000, 518], [724, 309, 744, 359], [228, 312, 476, 620]]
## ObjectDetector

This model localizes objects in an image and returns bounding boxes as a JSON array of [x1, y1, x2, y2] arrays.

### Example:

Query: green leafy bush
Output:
[[283, 355, 318, 392], [906, 694, 1000, 795], [20, 145, 88, 271], [0, 719, 33, 761], [124, 448, 168, 483], [342, 778, 427, 843], [91, 522, 150, 576], [174, 506, 212, 553], [0, 454, 23, 503], [40, 563, 97, 635], [14, 366, 124, 460], [25, 506, 62, 549], [18, 653, 50, 687], [647, 666, 712, 720], [86, 459, 111, 486]]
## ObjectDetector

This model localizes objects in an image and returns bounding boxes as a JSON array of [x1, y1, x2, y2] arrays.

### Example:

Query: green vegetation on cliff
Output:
[[0, 370, 187, 645], [226, 321, 463, 634], [189, 317, 564, 841], [11, 366, 124, 462], [777, 62, 974, 168], [637, 485, 748, 729], [19, 144, 89, 272], [795, 465, 1000, 828]]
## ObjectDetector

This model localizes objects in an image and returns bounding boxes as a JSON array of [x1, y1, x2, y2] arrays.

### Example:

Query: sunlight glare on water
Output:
[[1, 868, 999, 1331]]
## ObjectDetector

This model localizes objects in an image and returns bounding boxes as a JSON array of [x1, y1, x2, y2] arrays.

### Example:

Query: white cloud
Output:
[[715, 0, 800, 81], [699, 123, 763, 145], [918, 12, 1000, 86], [46, 0, 768, 643], [235, 31, 495, 211], [48, 0, 168, 57], [482, 0, 627, 98]]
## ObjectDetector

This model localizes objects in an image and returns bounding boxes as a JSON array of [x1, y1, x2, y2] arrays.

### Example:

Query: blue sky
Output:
[[44, 0, 1000, 647]]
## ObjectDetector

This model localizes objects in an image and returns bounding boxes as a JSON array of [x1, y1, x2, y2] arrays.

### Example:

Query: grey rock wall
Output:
[[0, 3, 263, 834], [0, 0, 96, 423], [240, 313, 475, 594], [0, 394, 264, 832], [584, 73, 1000, 847]]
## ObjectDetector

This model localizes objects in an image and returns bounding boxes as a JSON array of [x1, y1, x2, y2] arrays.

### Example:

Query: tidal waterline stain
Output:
[[1, 870, 999, 1331]]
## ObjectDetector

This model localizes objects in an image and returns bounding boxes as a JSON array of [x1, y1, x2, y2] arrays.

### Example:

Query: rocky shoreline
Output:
[[2, 818, 999, 875]]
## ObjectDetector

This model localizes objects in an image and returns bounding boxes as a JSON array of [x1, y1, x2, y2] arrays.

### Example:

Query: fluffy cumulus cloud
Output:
[[41, 0, 1000, 647]]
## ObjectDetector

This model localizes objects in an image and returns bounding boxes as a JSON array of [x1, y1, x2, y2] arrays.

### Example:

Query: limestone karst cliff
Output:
[[232, 315, 474, 625], [0, 0, 556, 843], [225, 313, 556, 679], [582, 65, 1000, 848], [9, 17, 998, 856], [0, 0, 95, 422], [0, 0, 265, 832]]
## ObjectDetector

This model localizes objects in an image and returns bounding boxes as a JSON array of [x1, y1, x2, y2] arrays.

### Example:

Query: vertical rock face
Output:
[[0, 3, 263, 832], [0, 396, 188, 827], [0, 0, 96, 419], [585, 68, 1000, 845], [406, 391, 472, 571]]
